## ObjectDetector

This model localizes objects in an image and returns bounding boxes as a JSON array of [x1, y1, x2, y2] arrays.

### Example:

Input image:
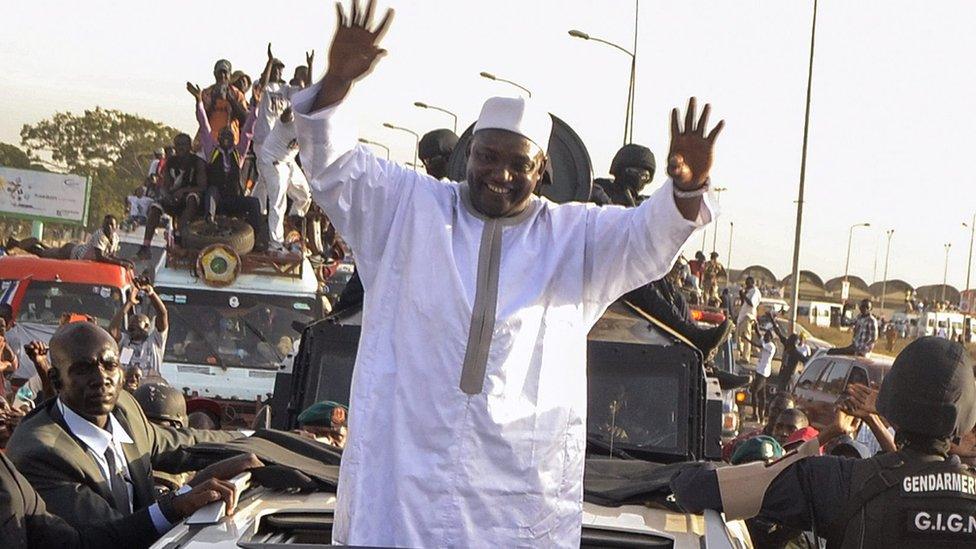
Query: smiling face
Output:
[[51, 323, 123, 424], [465, 129, 547, 218]]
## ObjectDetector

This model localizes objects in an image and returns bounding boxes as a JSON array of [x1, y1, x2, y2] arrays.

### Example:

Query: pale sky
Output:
[[2, 1, 974, 289]]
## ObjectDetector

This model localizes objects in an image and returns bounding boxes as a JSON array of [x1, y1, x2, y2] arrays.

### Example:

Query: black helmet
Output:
[[418, 129, 459, 160], [877, 337, 976, 439], [134, 383, 188, 428], [609, 144, 655, 179]]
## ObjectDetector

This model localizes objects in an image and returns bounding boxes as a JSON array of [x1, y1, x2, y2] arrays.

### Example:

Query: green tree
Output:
[[0, 142, 32, 169], [20, 108, 178, 226]]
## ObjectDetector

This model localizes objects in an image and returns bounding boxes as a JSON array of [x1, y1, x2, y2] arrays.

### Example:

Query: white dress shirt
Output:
[[58, 399, 176, 533]]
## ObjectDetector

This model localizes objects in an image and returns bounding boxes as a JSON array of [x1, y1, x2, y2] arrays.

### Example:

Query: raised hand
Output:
[[306, 49, 315, 69], [267, 42, 274, 61], [186, 82, 202, 102], [668, 97, 724, 191], [315, 0, 394, 109]]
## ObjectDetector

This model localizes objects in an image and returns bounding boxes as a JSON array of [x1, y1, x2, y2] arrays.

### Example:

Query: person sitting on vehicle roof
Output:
[[136, 133, 207, 258], [624, 261, 733, 361], [6, 321, 259, 531], [109, 280, 168, 377], [186, 82, 266, 249], [6, 215, 134, 270], [590, 143, 656, 207], [828, 298, 879, 357]]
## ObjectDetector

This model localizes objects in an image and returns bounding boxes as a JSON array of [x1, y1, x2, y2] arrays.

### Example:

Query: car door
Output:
[[793, 357, 830, 415], [809, 360, 852, 429]]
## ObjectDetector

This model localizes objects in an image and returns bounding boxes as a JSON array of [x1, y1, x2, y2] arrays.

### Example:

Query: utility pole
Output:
[[787, 0, 819, 334]]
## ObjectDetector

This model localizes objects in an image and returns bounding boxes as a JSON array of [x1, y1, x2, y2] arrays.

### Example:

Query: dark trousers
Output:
[[624, 281, 699, 339], [204, 186, 263, 241], [751, 375, 768, 421]]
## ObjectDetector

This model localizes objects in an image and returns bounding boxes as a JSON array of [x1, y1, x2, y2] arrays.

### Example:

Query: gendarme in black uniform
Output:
[[671, 336, 976, 548]]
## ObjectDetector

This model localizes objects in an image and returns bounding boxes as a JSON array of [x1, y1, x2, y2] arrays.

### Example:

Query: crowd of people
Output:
[[0, 274, 350, 547], [2, 1, 976, 546]]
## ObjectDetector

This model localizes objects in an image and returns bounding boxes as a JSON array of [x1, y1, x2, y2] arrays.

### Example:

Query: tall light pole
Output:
[[943, 243, 952, 303], [382, 122, 420, 171], [414, 101, 458, 134], [358, 138, 390, 160], [710, 187, 728, 253], [880, 229, 894, 312], [568, 23, 636, 145], [727, 221, 735, 272], [479, 71, 532, 98], [788, 0, 820, 334], [843, 222, 871, 282], [963, 213, 975, 309]]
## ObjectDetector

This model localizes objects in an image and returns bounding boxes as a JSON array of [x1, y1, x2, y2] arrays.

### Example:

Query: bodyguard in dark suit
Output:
[[6, 321, 258, 532]]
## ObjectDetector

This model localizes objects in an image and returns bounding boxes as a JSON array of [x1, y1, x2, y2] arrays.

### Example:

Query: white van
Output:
[[916, 311, 965, 339], [153, 252, 326, 405]]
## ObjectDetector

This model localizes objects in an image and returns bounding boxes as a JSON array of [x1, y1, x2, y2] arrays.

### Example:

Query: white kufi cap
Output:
[[473, 96, 552, 153]]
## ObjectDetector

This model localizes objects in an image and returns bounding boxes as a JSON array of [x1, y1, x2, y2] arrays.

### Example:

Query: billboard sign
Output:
[[0, 166, 91, 225]]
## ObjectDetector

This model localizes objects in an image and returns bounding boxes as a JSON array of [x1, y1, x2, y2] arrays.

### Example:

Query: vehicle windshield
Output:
[[4, 280, 122, 328], [586, 344, 690, 460], [158, 288, 316, 369]]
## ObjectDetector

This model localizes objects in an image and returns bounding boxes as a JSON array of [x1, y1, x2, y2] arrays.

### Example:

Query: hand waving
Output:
[[668, 97, 724, 191], [186, 82, 202, 102], [315, 0, 394, 109]]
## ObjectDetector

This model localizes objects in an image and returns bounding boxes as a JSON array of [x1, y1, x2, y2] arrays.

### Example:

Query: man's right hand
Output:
[[314, 0, 394, 110], [188, 453, 263, 487], [171, 478, 238, 518], [24, 341, 49, 372]]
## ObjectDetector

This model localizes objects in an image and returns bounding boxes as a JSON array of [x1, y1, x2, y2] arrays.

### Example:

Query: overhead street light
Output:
[[414, 101, 458, 134], [479, 71, 532, 98], [383, 122, 420, 171], [567, 5, 638, 145], [843, 222, 871, 283], [358, 138, 390, 161]]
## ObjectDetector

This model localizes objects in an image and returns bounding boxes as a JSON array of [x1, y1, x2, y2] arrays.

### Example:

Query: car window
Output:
[[847, 366, 869, 387], [820, 361, 851, 395], [797, 359, 829, 390]]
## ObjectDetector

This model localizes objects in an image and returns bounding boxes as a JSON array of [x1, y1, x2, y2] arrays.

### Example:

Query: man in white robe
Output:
[[293, 1, 725, 546]]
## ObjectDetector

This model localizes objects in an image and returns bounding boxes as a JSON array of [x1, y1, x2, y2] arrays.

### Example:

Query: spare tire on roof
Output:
[[446, 114, 593, 204], [182, 216, 254, 255]]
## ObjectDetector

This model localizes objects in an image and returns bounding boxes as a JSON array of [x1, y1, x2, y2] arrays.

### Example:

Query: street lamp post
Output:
[[413, 101, 458, 134], [787, 0, 820, 334], [943, 243, 952, 303], [357, 138, 390, 161], [727, 221, 734, 272], [383, 123, 420, 171], [880, 229, 894, 312], [479, 71, 532, 98], [963, 213, 975, 308], [710, 187, 728, 253], [568, 22, 636, 145], [843, 222, 871, 282]]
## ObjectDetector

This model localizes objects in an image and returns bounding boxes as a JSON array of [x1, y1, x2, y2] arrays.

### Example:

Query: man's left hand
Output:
[[188, 452, 264, 487], [668, 97, 724, 191]]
